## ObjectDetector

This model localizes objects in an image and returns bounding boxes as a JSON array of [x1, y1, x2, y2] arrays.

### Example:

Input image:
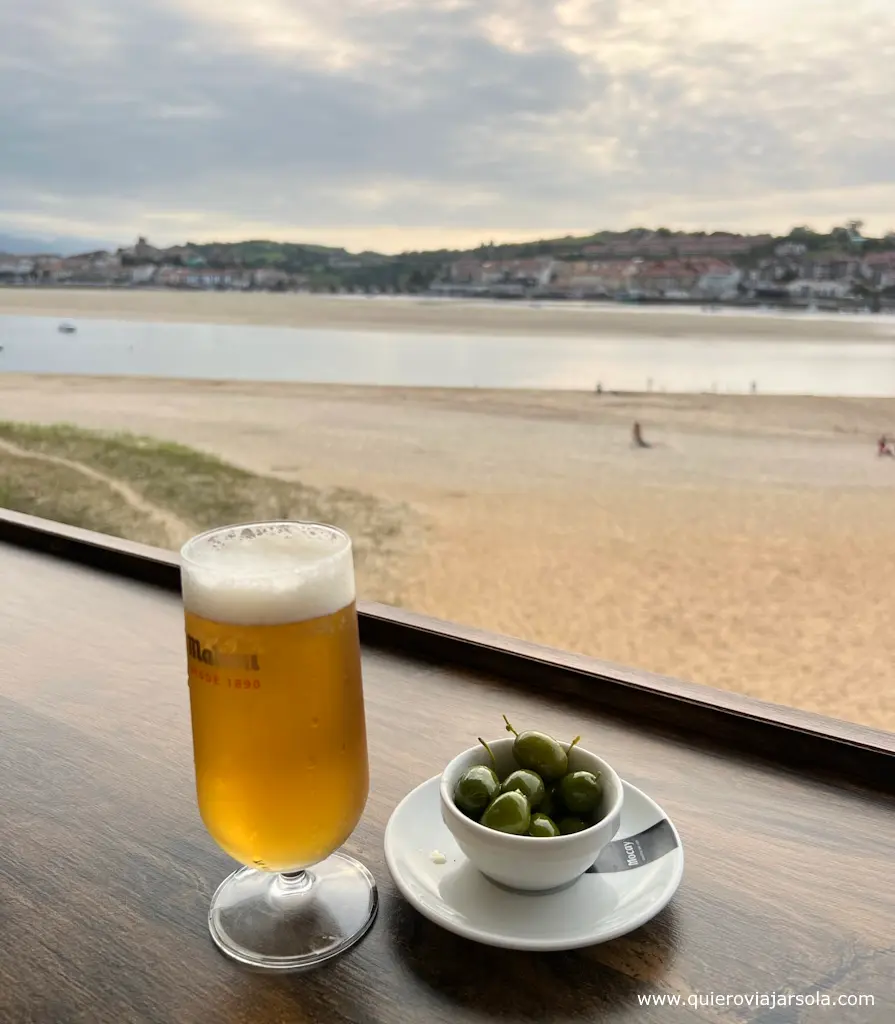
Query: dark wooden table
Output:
[[1, 514, 894, 1024]]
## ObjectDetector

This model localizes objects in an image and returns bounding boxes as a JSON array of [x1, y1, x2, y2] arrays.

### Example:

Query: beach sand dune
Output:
[[1, 372, 893, 733], [3, 287, 895, 340]]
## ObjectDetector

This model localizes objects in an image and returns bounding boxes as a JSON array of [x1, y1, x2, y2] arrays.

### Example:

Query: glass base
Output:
[[208, 851, 378, 972]]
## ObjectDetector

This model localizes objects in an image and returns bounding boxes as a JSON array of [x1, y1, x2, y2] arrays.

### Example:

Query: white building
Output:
[[131, 265, 157, 284], [774, 242, 808, 257], [787, 279, 851, 300], [0, 257, 35, 278], [697, 266, 742, 298]]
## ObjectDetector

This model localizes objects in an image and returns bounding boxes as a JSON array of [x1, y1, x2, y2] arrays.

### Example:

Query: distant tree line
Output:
[[147, 222, 895, 293]]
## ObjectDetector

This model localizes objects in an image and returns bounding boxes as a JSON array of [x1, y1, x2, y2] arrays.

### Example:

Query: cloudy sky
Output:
[[2, 0, 894, 252]]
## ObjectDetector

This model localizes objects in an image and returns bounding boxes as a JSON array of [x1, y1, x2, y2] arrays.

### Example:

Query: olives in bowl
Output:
[[440, 718, 624, 893]]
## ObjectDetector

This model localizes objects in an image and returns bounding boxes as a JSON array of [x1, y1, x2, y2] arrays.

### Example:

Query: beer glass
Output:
[[180, 521, 377, 971]]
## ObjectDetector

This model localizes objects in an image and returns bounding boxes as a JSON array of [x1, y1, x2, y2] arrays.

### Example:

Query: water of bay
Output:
[[1, 313, 894, 396]]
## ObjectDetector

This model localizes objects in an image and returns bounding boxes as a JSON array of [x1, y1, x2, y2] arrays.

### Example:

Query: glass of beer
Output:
[[180, 520, 377, 971]]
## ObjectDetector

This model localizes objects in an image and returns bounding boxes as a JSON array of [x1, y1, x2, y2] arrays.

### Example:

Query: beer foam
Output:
[[181, 522, 356, 625]]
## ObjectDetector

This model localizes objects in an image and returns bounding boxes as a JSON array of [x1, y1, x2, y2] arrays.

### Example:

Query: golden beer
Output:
[[182, 523, 369, 872]]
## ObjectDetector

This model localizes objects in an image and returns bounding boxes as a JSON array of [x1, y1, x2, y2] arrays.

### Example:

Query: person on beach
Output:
[[632, 422, 650, 449], [878, 435, 893, 457]]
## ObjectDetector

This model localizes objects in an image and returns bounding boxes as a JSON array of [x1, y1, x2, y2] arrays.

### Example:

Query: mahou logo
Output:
[[186, 634, 259, 671]]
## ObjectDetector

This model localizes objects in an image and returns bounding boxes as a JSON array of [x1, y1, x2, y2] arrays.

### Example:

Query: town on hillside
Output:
[[2, 224, 895, 312]]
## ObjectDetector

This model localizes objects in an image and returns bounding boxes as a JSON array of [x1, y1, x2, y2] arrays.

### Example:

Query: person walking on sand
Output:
[[878, 435, 894, 457], [632, 421, 651, 449]]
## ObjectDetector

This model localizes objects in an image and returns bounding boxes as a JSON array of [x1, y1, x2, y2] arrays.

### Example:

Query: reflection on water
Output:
[[1, 314, 894, 396]]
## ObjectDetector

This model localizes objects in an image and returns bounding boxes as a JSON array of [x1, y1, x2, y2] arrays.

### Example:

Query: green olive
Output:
[[559, 770, 603, 816], [503, 715, 575, 782], [480, 790, 531, 835], [539, 781, 564, 820], [453, 765, 500, 818], [528, 813, 561, 838], [501, 769, 545, 809], [558, 816, 589, 834]]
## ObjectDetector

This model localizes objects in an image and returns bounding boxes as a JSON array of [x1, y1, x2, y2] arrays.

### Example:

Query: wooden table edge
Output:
[[1, 507, 892, 794]]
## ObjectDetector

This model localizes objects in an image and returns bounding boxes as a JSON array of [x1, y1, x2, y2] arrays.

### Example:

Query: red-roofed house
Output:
[[863, 252, 895, 288]]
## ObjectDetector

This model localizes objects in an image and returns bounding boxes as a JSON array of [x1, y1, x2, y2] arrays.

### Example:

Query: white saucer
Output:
[[383, 776, 684, 951]]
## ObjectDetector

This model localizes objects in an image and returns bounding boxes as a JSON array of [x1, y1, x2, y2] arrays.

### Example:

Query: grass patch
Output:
[[0, 422, 314, 527], [0, 452, 172, 548], [0, 421, 417, 603]]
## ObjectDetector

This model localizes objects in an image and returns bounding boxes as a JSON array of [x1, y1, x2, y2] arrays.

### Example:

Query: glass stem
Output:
[[277, 870, 313, 895]]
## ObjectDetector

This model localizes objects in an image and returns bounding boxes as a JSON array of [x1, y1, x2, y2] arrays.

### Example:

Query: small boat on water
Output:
[[58, 323, 77, 334]]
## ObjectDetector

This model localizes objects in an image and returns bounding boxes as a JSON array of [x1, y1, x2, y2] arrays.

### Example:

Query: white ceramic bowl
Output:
[[440, 736, 624, 892]]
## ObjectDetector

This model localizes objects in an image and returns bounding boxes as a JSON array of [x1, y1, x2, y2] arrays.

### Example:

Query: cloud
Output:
[[1, 0, 894, 251]]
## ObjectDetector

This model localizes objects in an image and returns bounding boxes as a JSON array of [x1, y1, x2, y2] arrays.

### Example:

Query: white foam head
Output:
[[180, 521, 355, 625]]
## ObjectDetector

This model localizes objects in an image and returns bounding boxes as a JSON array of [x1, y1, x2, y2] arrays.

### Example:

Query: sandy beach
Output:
[[3, 286, 895, 340], [1, 369, 893, 732]]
